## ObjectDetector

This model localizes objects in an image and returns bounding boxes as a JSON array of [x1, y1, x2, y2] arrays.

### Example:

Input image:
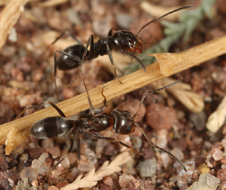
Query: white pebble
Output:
[[186, 173, 220, 190]]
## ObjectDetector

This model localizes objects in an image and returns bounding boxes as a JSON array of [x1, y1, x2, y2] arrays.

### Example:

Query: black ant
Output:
[[49, 5, 193, 90], [16, 77, 186, 172]]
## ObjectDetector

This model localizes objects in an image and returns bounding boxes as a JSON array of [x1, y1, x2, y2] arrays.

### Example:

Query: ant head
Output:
[[112, 31, 143, 54], [111, 109, 136, 134]]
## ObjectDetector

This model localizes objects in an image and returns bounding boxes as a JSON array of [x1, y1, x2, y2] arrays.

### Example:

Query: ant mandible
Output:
[[17, 77, 186, 172], [50, 5, 193, 88]]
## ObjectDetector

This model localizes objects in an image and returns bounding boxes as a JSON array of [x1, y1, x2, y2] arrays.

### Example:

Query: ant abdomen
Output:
[[30, 116, 74, 139], [57, 45, 84, 71]]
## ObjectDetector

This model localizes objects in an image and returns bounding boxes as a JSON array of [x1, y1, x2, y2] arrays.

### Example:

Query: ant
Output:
[[49, 5, 193, 90], [16, 77, 186, 172]]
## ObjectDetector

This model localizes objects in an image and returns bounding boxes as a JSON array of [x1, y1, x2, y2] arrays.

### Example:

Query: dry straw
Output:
[[206, 96, 226, 133], [61, 151, 131, 190], [150, 78, 204, 113]]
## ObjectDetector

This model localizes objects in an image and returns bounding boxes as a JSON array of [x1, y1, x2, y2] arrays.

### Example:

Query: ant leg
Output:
[[101, 86, 107, 108], [47, 101, 66, 118], [90, 132, 143, 156], [65, 31, 84, 46], [53, 50, 81, 99], [106, 44, 122, 84], [78, 35, 99, 116], [136, 125, 187, 172], [77, 132, 82, 161], [108, 28, 119, 36], [15, 103, 45, 120], [42, 155, 67, 186], [15, 101, 66, 120], [48, 31, 84, 48]]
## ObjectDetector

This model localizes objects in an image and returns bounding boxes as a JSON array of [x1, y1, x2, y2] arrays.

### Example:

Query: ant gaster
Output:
[[50, 5, 193, 89], [18, 78, 186, 172]]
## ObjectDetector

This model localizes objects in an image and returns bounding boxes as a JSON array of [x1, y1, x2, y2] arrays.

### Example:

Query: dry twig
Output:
[[61, 151, 132, 190], [1, 35, 226, 155], [206, 96, 226, 133]]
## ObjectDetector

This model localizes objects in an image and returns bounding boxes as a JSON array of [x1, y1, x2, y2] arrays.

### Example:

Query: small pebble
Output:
[[85, 148, 97, 164], [198, 163, 210, 174], [20, 167, 38, 180], [48, 186, 59, 190], [103, 142, 116, 156], [119, 173, 135, 188], [51, 168, 62, 178], [126, 179, 154, 190], [177, 160, 196, 188], [99, 183, 111, 190], [78, 156, 95, 172], [92, 17, 111, 36], [131, 136, 142, 150], [217, 169, 226, 181], [156, 129, 168, 148], [58, 157, 70, 170], [28, 147, 46, 159], [146, 103, 176, 130], [42, 139, 54, 149], [212, 148, 223, 161], [32, 69, 43, 82], [0, 153, 9, 170], [46, 146, 61, 159], [160, 153, 170, 169], [136, 158, 156, 178], [116, 13, 133, 29], [96, 139, 109, 158], [171, 147, 184, 160], [189, 112, 206, 131], [8, 178, 14, 187], [186, 173, 220, 190], [67, 153, 77, 165], [31, 179, 38, 187], [66, 9, 81, 25], [11, 68, 24, 82], [221, 181, 226, 190], [1, 46, 16, 57], [16, 178, 30, 189], [31, 153, 49, 174], [20, 153, 29, 162], [103, 176, 113, 187]]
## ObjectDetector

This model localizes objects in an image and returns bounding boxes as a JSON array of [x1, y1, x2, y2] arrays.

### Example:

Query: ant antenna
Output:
[[136, 5, 194, 36], [136, 36, 154, 45], [133, 78, 182, 118], [136, 125, 187, 172]]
